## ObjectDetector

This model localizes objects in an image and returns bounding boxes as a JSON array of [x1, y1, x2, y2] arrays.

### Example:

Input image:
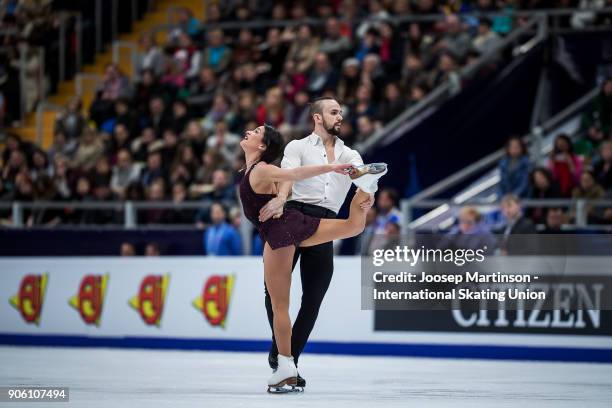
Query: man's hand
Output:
[[259, 195, 287, 222], [359, 193, 375, 210]]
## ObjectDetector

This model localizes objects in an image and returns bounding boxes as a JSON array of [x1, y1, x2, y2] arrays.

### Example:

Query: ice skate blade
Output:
[[349, 163, 387, 179], [267, 385, 304, 394]]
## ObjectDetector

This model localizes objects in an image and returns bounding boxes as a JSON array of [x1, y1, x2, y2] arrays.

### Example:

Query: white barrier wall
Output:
[[1, 257, 611, 361]]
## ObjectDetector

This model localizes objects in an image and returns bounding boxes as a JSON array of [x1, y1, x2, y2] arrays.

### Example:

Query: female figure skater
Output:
[[239, 124, 386, 391]]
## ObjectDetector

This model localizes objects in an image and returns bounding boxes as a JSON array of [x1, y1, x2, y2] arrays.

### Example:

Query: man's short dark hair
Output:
[[380, 188, 399, 206], [309, 96, 336, 117]]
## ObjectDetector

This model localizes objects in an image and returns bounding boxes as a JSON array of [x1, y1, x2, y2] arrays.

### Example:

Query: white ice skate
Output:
[[267, 355, 299, 394], [349, 163, 388, 194]]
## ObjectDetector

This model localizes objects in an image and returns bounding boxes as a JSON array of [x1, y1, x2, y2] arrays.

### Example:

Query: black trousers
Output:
[[264, 201, 337, 366]]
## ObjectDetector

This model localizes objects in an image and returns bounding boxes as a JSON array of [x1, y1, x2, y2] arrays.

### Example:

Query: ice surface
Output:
[[1, 346, 611, 408]]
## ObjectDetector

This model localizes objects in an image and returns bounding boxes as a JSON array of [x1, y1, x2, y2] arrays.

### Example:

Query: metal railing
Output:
[[401, 198, 612, 232]]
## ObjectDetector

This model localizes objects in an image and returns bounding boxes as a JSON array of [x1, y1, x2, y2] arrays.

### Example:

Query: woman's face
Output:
[[555, 138, 570, 152], [508, 140, 522, 157], [534, 171, 549, 188], [240, 125, 265, 154], [580, 173, 594, 189]]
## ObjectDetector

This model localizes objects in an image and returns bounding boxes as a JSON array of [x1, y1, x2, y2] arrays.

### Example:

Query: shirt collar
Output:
[[308, 132, 344, 148]]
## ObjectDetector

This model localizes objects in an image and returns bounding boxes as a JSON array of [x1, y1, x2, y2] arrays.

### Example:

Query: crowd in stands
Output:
[[497, 77, 612, 227], [1, 1, 612, 256]]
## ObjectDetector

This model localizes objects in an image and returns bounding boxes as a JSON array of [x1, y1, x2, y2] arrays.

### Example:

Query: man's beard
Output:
[[323, 118, 341, 136]]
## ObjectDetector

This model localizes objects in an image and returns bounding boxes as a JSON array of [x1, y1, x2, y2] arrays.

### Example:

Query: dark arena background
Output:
[[1, 1, 612, 407]]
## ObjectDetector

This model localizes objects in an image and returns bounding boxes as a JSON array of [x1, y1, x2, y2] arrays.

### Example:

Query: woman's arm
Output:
[[253, 162, 353, 183]]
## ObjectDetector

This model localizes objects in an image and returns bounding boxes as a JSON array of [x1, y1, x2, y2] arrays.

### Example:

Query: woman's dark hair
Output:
[[552, 134, 573, 155], [504, 136, 527, 156], [259, 124, 284, 164], [529, 167, 553, 187]]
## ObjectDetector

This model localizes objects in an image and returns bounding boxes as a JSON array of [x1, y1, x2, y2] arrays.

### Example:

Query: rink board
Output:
[[0, 257, 611, 362]]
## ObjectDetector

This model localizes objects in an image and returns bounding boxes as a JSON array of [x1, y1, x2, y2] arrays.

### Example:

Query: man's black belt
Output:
[[286, 201, 337, 219]]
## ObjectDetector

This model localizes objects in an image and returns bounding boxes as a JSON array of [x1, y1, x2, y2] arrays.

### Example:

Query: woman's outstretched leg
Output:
[[263, 243, 295, 357], [300, 188, 371, 247]]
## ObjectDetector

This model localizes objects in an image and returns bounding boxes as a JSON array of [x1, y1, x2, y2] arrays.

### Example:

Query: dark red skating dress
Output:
[[239, 163, 320, 250]]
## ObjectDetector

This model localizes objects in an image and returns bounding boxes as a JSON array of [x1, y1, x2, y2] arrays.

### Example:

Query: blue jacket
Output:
[[498, 155, 531, 198], [204, 222, 242, 256]]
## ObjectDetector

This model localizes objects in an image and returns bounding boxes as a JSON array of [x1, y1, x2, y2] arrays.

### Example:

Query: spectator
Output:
[[527, 167, 563, 224], [258, 28, 289, 80], [136, 32, 165, 77], [206, 119, 241, 163], [378, 82, 407, 124], [540, 207, 566, 234], [319, 17, 351, 66], [145, 95, 173, 138], [472, 18, 501, 55], [571, 170, 605, 223], [203, 202, 242, 255], [145, 242, 161, 256], [498, 136, 531, 198], [54, 97, 86, 140], [593, 140, 612, 191], [336, 58, 361, 106], [71, 128, 105, 172], [110, 149, 143, 197], [548, 134, 583, 197], [142, 178, 168, 224], [141, 150, 165, 188], [47, 131, 76, 163], [438, 206, 497, 252], [201, 93, 235, 133], [255, 86, 285, 128], [186, 67, 218, 116], [307, 52, 338, 98], [202, 29, 232, 74], [498, 194, 536, 255], [286, 24, 319, 73], [120, 242, 136, 256]]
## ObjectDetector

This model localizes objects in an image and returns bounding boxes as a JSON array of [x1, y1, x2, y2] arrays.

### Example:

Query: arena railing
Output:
[[2, 198, 611, 229], [399, 198, 612, 232]]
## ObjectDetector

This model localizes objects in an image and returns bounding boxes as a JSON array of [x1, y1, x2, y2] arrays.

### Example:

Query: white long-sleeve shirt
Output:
[[281, 133, 364, 214]]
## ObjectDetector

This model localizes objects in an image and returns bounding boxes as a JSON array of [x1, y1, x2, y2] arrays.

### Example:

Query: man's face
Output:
[[377, 192, 393, 212], [501, 200, 520, 220], [320, 100, 343, 136]]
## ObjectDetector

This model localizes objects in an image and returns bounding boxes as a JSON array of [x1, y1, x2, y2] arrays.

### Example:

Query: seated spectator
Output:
[[47, 131, 77, 164], [89, 63, 132, 127], [142, 178, 168, 224], [186, 67, 219, 117], [206, 119, 241, 163], [140, 151, 166, 188], [203, 202, 242, 256], [286, 23, 319, 73], [540, 207, 566, 234], [255, 86, 285, 128], [258, 28, 289, 80], [201, 93, 236, 134], [71, 128, 105, 172], [527, 167, 562, 224], [136, 32, 165, 77], [110, 149, 143, 197], [336, 58, 361, 106], [378, 82, 407, 124], [368, 188, 402, 253], [145, 95, 173, 138], [574, 124, 605, 159], [593, 140, 612, 191], [202, 29, 232, 74], [548, 134, 583, 197], [145, 241, 161, 256], [497, 194, 536, 255], [571, 170, 605, 223], [54, 97, 86, 140], [498, 136, 531, 198], [438, 206, 497, 253], [307, 52, 338, 98], [120, 242, 136, 256], [82, 182, 119, 225], [472, 18, 501, 55], [319, 17, 351, 66]]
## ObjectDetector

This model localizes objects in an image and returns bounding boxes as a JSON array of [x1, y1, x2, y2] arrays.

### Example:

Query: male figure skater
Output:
[[258, 97, 375, 388]]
